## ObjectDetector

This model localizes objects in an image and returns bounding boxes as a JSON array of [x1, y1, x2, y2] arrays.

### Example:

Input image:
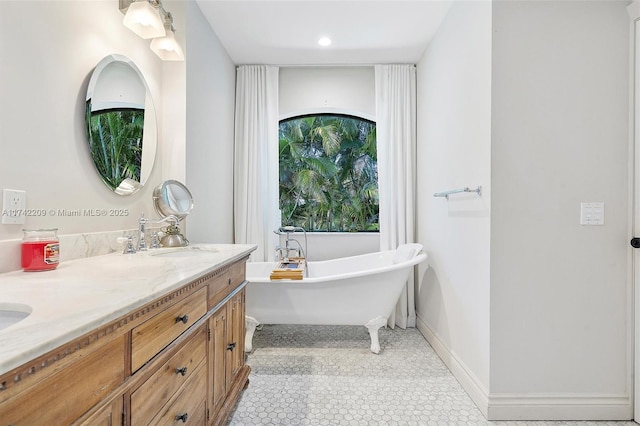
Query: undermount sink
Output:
[[150, 247, 218, 258], [0, 303, 32, 331]]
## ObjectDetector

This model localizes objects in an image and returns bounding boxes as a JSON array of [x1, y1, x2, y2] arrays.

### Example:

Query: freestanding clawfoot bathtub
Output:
[[244, 243, 428, 354]]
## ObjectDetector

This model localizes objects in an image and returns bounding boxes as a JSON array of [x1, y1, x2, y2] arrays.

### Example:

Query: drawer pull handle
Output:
[[175, 412, 189, 423], [228, 278, 231, 285], [227, 342, 236, 351], [176, 314, 189, 324], [175, 366, 188, 376]]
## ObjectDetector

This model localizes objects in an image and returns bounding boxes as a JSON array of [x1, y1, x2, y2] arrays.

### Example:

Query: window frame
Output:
[[278, 112, 379, 233]]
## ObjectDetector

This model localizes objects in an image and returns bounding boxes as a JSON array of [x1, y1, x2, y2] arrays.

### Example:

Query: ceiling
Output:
[[194, 0, 454, 65]]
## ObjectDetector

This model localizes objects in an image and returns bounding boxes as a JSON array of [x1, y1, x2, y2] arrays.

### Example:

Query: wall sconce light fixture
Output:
[[120, 0, 184, 61], [150, 12, 184, 61]]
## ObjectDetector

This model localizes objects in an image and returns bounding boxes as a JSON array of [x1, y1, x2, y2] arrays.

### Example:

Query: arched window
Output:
[[279, 114, 378, 232]]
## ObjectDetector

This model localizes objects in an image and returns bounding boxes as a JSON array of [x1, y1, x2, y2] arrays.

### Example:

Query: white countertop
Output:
[[0, 243, 256, 376]]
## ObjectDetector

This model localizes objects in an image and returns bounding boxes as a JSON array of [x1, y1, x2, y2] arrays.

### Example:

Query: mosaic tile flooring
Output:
[[227, 324, 637, 426]]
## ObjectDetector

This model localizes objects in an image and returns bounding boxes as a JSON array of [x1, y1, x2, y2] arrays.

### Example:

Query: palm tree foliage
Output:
[[279, 114, 378, 232], [85, 102, 144, 191]]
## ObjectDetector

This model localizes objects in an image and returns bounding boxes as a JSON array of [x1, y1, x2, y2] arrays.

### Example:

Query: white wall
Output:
[[415, 0, 492, 414], [489, 0, 630, 419], [184, 2, 237, 244], [280, 67, 375, 120], [0, 1, 173, 253]]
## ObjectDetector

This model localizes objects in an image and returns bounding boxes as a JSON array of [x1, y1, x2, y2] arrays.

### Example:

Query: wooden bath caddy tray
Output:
[[270, 258, 305, 280]]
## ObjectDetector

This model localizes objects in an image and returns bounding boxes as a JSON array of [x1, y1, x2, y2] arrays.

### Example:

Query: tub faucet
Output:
[[274, 226, 308, 277], [137, 213, 179, 251], [275, 244, 300, 263]]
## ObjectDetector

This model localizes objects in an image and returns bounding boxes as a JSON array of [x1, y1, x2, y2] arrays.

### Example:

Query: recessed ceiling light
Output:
[[318, 37, 332, 47]]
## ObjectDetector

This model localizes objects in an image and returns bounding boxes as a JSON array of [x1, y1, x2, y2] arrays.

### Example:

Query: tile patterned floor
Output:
[[227, 324, 637, 426]]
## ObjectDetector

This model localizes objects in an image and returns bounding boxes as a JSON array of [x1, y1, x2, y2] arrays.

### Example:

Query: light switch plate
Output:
[[580, 202, 604, 226], [2, 189, 26, 225]]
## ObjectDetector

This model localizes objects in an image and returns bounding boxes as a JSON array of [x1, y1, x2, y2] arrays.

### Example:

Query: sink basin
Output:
[[150, 247, 218, 258], [0, 303, 32, 331]]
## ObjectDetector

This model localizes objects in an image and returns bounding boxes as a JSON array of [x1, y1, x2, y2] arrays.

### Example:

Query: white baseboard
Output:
[[487, 394, 632, 420], [415, 315, 633, 421], [415, 315, 490, 418]]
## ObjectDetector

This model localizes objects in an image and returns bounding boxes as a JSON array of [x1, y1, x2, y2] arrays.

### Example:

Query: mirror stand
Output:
[[152, 180, 193, 248], [156, 222, 189, 248]]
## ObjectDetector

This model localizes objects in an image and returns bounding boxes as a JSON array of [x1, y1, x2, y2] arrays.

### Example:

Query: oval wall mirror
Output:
[[85, 54, 157, 195]]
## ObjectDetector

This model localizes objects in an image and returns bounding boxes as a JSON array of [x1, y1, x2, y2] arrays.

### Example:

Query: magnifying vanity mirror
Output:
[[85, 54, 157, 195], [153, 180, 193, 247]]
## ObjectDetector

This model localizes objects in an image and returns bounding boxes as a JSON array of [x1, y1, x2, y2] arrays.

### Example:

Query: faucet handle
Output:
[[150, 232, 162, 249], [117, 236, 137, 254]]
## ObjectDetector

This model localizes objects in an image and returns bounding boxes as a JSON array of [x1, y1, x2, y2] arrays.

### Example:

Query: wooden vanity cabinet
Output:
[[0, 255, 250, 426]]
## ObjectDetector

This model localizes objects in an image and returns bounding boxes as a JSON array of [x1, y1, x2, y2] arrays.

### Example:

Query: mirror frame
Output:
[[153, 180, 194, 221], [85, 54, 158, 195]]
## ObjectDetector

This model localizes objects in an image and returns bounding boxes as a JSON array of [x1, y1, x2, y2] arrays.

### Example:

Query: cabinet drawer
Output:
[[149, 362, 207, 426], [131, 325, 207, 424], [131, 287, 207, 372], [0, 335, 125, 425], [208, 262, 245, 309]]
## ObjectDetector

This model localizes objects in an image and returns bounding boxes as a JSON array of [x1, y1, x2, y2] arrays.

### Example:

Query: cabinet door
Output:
[[226, 289, 246, 385], [75, 396, 123, 426], [208, 307, 228, 418]]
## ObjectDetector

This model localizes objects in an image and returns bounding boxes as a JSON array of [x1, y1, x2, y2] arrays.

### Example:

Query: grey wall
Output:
[[185, 2, 237, 244], [417, 0, 631, 420], [489, 0, 630, 419]]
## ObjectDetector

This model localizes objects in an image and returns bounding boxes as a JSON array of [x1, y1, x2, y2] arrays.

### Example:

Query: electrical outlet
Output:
[[2, 189, 26, 225]]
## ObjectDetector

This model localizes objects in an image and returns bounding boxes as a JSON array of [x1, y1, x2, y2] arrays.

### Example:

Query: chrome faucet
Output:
[[274, 226, 309, 277], [276, 236, 301, 262], [275, 245, 300, 263], [137, 213, 180, 251]]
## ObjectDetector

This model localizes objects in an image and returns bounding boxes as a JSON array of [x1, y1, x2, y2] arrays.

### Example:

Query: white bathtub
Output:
[[244, 243, 428, 353]]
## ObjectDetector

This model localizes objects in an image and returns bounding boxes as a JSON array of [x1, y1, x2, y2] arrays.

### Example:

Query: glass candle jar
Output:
[[21, 228, 60, 272]]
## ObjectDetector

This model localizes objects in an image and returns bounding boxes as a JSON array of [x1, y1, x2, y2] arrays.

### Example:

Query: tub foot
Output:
[[365, 316, 387, 354], [245, 315, 260, 352]]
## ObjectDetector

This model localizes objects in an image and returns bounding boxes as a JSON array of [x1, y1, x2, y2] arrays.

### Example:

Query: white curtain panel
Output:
[[233, 65, 280, 261], [375, 64, 417, 329]]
